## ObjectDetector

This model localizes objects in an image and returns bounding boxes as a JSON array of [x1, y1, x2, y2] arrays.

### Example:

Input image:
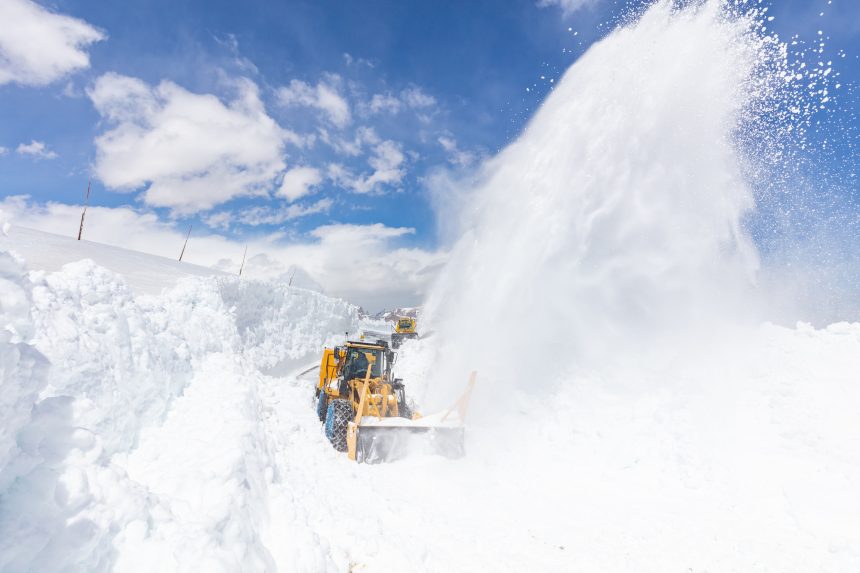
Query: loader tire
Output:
[[398, 400, 412, 420], [324, 399, 353, 452], [316, 391, 328, 422]]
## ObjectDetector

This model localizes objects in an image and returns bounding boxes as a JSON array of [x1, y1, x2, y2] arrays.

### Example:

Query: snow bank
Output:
[[0, 250, 360, 572], [219, 279, 357, 375], [0, 252, 116, 571], [0, 251, 48, 484], [111, 355, 277, 572], [0, 225, 228, 296]]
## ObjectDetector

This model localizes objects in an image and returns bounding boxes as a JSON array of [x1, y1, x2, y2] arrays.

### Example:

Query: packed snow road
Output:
[[248, 365, 564, 572]]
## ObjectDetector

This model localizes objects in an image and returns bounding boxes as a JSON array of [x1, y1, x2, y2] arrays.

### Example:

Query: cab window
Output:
[[345, 348, 382, 378]]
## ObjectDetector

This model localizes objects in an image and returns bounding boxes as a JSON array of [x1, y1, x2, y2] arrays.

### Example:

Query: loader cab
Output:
[[342, 342, 386, 381]]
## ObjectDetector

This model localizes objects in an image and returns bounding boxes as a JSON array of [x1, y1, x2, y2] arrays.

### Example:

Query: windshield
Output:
[[344, 347, 383, 379], [398, 319, 412, 329]]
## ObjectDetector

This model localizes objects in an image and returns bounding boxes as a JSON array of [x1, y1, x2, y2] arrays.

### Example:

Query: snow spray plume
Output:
[[422, 0, 818, 414]]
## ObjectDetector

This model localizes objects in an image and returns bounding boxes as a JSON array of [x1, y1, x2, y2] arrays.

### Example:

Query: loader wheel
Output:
[[324, 399, 353, 452], [316, 391, 328, 422], [398, 402, 412, 420]]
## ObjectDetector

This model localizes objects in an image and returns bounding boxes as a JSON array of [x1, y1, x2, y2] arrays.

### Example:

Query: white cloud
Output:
[[0, 0, 105, 87], [1, 196, 444, 310], [438, 135, 477, 167], [354, 140, 406, 193], [0, 146, 8, 155], [536, 0, 596, 16], [203, 211, 233, 230], [364, 86, 437, 116], [304, 223, 444, 309], [61, 80, 81, 98], [317, 128, 355, 156], [310, 222, 412, 243], [369, 93, 402, 114], [214, 33, 259, 75], [401, 87, 436, 109], [16, 140, 57, 159], [327, 139, 406, 195], [319, 126, 380, 157], [88, 73, 297, 214], [276, 76, 351, 128], [235, 198, 333, 226], [326, 163, 351, 186], [342, 53, 374, 68], [357, 126, 381, 146], [278, 166, 322, 202]]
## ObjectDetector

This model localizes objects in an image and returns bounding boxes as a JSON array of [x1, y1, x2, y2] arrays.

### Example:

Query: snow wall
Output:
[[0, 253, 359, 571]]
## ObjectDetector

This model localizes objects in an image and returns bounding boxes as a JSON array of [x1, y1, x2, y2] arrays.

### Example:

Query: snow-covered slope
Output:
[[2, 231, 859, 572], [0, 229, 362, 571], [0, 225, 228, 295]]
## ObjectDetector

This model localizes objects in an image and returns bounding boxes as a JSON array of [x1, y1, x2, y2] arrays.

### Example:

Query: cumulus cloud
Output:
[[0, 0, 105, 87], [536, 0, 596, 16], [278, 166, 323, 202], [276, 76, 351, 128], [0, 146, 8, 156], [356, 140, 406, 192], [328, 139, 406, 195], [16, 140, 57, 159], [306, 223, 443, 309], [88, 73, 298, 213], [1, 196, 444, 310]]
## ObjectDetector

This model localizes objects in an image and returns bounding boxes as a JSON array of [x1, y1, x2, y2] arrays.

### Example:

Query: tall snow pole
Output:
[[179, 224, 192, 262], [77, 179, 91, 240], [238, 244, 248, 276]]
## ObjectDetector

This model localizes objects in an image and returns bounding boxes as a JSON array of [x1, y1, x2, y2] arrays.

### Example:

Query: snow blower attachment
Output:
[[315, 340, 476, 463]]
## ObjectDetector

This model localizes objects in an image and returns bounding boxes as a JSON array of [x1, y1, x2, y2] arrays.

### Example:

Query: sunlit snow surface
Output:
[[1, 225, 228, 295], [2, 0, 860, 571], [0, 229, 858, 571]]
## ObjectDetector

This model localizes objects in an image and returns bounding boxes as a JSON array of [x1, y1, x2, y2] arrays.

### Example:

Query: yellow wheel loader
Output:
[[390, 316, 418, 349], [316, 339, 475, 463]]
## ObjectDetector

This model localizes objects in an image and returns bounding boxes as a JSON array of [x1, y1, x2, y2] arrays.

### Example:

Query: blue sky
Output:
[[0, 0, 857, 309], [0, 0, 607, 247]]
